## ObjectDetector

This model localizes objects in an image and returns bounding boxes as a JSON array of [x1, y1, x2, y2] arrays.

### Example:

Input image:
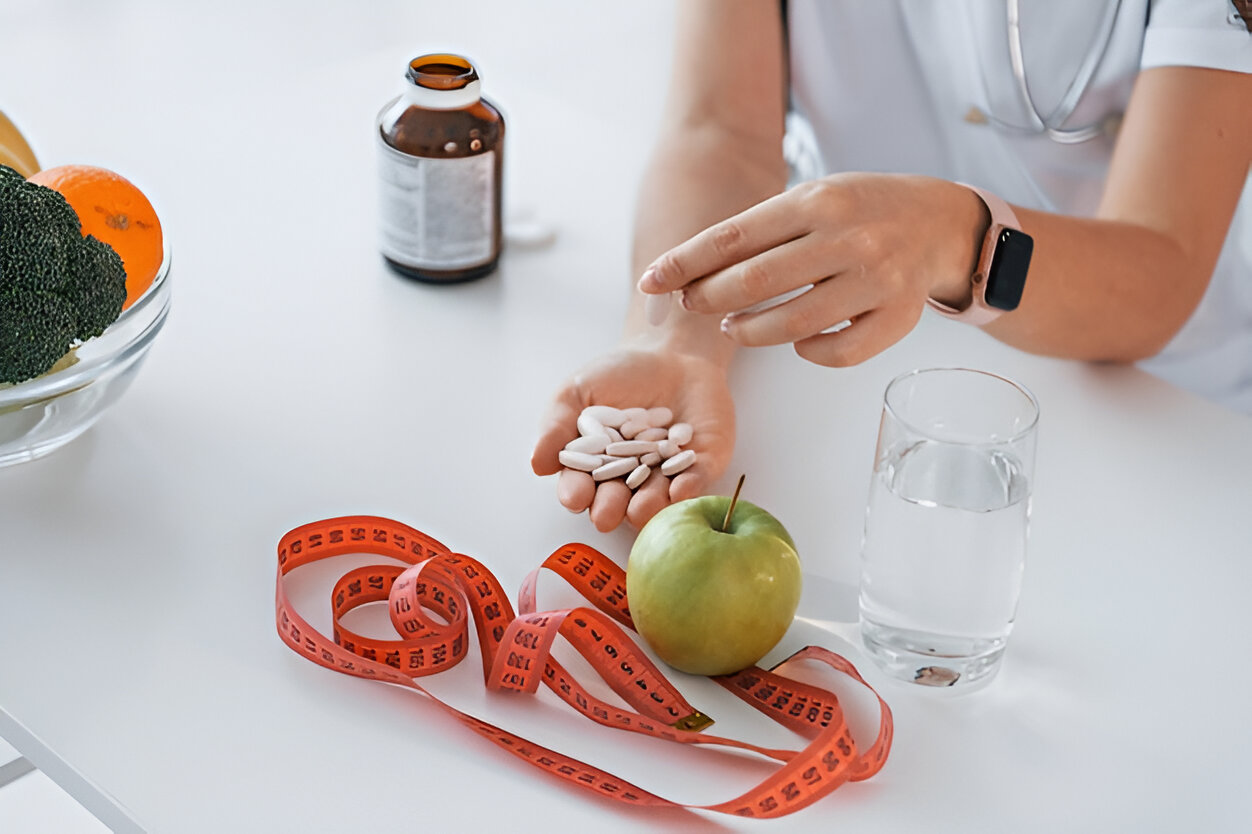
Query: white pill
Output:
[[582, 405, 628, 428], [634, 427, 668, 442], [644, 292, 671, 326], [625, 463, 651, 489], [593, 457, 639, 481], [657, 439, 681, 459], [640, 451, 662, 466], [606, 440, 655, 457], [603, 426, 624, 443], [504, 217, 558, 250], [645, 407, 673, 427], [565, 434, 609, 455], [622, 407, 648, 422], [576, 413, 607, 438], [667, 422, 693, 446], [660, 449, 697, 476], [559, 450, 603, 472], [619, 419, 651, 439]]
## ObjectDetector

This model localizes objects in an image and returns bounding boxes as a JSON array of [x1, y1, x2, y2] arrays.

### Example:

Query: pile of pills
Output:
[[559, 405, 696, 491]]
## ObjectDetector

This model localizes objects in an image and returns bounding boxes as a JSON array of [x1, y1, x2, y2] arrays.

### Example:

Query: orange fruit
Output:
[[27, 165, 163, 309]]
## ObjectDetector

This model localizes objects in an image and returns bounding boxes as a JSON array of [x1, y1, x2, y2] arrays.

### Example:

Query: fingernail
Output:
[[680, 291, 693, 311], [637, 267, 658, 292]]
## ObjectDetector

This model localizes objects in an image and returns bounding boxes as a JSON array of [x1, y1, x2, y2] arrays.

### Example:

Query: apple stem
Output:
[[721, 474, 746, 532]]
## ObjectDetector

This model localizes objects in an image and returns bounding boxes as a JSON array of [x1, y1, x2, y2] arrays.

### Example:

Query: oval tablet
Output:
[[504, 218, 558, 250], [565, 434, 609, 455], [576, 413, 607, 438], [625, 464, 651, 489], [620, 419, 650, 439], [559, 450, 604, 472], [582, 405, 628, 428], [660, 449, 696, 476], [644, 292, 671, 326], [640, 451, 662, 467], [635, 427, 668, 442], [645, 407, 673, 427], [593, 457, 639, 482], [606, 440, 655, 457], [667, 422, 693, 446]]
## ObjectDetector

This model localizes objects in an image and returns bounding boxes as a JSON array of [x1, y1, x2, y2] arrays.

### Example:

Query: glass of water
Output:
[[858, 368, 1039, 689]]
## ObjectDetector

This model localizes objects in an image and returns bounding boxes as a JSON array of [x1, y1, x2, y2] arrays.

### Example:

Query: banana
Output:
[[0, 109, 40, 177]]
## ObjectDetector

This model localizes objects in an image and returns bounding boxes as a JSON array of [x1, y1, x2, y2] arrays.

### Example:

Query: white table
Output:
[[3, 2, 1251, 831]]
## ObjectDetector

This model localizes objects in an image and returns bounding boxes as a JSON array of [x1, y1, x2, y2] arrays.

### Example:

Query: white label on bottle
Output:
[[377, 140, 496, 270]]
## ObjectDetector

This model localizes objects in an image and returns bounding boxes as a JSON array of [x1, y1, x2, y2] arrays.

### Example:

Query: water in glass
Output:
[[859, 439, 1029, 687]]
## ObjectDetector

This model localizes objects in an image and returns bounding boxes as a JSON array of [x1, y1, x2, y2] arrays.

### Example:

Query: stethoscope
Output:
[[969, 0, 1124, 144]]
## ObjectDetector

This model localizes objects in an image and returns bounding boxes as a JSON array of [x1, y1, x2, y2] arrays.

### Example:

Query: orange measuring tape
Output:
[[275, 515, 893, 818]]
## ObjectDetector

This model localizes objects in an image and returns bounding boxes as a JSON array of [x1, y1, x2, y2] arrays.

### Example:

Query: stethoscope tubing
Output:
[[991, 0, 1123, 144]]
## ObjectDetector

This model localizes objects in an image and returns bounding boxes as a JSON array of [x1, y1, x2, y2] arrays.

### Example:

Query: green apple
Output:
[[626, 494, 802, 676]]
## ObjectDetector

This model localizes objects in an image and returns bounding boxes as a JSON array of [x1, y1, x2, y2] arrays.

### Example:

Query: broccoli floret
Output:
[[0, 163, 127, 383], [0, 293, 77, 384], [73, 235, 127, 340]]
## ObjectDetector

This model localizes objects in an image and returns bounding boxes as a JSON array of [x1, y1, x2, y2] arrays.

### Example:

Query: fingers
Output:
[[793, 306, 920, 368], [669, 469, 706, 504], [589, 479, 632, 533], [556, 460, 728, 531], [587, 465, 714, 531], [638, 190, 813, 294], [557, 469, 595, 513], [719, 273, 878, 347], [531, 388, 583, 476], [677, 235, 834, 315], [626, 469, 671, 528], [568, 470, 694, 532]]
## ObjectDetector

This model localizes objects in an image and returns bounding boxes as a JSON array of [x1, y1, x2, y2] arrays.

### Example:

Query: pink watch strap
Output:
[[926, 183, 1021, 325]]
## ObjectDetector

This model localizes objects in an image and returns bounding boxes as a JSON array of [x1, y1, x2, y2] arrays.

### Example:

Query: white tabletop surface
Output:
[[3, 2, 1252, 832]]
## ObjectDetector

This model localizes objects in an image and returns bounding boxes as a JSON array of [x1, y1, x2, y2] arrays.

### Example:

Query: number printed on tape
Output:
[[275, 515, 893, 817]]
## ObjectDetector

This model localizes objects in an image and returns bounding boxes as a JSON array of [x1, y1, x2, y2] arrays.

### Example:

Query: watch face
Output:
[[985, 228, 1033, 311]]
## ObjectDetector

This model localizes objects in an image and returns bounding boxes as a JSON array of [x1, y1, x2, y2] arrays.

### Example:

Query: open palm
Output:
[[531, 348, 735, 532]]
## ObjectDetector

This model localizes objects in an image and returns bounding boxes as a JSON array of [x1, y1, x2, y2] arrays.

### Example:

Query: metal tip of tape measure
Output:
[[672, 710, 714, 733]]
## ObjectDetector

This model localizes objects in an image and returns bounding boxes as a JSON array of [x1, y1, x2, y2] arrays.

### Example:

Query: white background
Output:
[[2, 2, 1251, 832]]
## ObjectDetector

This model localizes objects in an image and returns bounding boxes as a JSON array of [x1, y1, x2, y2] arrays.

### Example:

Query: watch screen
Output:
[[985, 228, 1032, 311]]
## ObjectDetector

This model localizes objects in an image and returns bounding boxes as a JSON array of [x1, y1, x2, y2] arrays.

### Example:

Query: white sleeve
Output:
[[1141, 0, 1252, 73]]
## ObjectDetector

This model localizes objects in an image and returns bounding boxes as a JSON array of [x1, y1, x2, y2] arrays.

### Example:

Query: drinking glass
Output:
[[858, 368, 1039, 688]]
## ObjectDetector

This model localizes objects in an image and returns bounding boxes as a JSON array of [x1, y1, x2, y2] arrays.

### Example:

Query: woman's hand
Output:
[[531, 348, 735, 533], [637, 173, 988, 366]]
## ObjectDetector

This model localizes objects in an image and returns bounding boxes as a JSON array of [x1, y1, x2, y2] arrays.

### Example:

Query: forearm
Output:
[[981, 209, 1213, 362], [986, 66, 1251, 362], [623, 125, 787, 366], [632, 67, 1249, 375]]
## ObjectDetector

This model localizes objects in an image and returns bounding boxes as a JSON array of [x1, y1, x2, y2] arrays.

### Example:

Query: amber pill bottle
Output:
[[376, 54, 505, 283]]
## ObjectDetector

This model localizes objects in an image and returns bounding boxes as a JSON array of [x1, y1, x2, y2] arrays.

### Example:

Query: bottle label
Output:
[[377, 139, 496, 270]]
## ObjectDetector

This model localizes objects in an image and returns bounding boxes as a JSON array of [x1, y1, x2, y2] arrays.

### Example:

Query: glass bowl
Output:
[[0, 244, 172, 467]]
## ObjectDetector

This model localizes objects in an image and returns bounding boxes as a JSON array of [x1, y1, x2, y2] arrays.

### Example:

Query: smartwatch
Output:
[[926, 184, 1033, 324]]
